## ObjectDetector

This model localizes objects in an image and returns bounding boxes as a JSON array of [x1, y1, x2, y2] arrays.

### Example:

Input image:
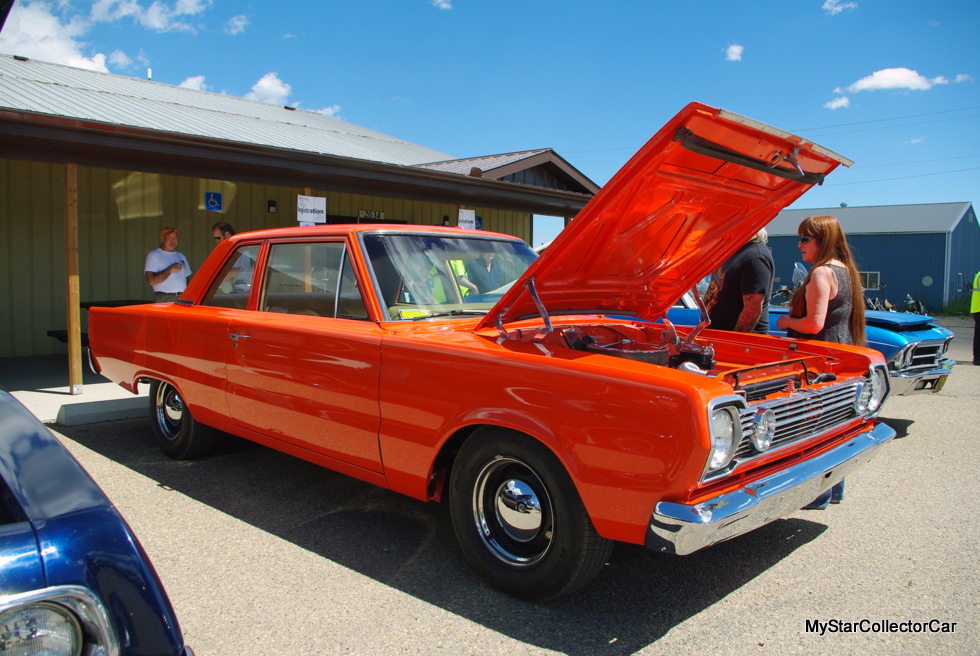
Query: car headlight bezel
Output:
[[867, 364, 889, 415], [887, 344, 912, 372], [703, 397, 745, 477], [0, 586, 119, 656]]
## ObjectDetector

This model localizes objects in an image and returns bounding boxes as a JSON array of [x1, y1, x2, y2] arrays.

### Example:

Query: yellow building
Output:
[[0, 54, 597, 360]]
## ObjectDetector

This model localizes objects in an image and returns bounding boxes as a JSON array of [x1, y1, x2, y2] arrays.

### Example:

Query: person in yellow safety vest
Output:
[[430, 260, 477, 303], [972, 268, 980, 365]]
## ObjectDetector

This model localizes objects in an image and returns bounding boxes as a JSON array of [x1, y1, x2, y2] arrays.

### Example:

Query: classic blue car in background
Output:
[[0, 389, 193, 656], [669, 295, 955, 395]]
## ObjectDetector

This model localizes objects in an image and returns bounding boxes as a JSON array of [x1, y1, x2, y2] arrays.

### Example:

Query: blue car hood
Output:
[[0, 392, 110, 520]]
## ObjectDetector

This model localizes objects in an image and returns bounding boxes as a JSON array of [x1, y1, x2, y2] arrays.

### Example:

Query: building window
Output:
[[957, 272, 964, 292], [859, 271, 880, 291]]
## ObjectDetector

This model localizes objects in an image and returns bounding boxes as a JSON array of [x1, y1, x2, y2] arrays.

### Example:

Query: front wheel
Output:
[[449, 428, 613, 601], [148, 380, 217, 459]]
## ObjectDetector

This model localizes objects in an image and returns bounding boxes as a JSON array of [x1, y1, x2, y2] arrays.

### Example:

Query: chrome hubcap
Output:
[[154, 383, 183, 441], [472, 456, 553, 568]]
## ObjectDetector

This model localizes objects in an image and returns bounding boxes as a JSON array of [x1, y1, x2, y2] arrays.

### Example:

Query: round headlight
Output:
[[0, 602, 83, 656], [854, 381, 872, 414], [708, 407, 738, 471], [751, 408, 776, 451]]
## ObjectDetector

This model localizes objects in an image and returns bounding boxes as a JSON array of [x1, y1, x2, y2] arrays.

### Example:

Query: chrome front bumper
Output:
[[888, 359, 955, 395], [645, 422, 896, 555]]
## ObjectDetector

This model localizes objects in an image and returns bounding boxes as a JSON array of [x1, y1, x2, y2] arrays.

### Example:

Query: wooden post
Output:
[[65, 163, 83, 394]]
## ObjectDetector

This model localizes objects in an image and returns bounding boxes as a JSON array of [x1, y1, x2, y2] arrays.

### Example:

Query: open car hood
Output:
[[477, 102, 851, 331]]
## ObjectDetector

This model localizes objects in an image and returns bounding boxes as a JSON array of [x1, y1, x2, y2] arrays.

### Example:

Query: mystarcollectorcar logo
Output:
[[806, 618, 958, 635]]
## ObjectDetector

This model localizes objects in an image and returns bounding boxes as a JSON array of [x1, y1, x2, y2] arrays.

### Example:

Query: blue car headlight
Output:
[[0, 602, 82, 656], [0, 587, 119, 656]]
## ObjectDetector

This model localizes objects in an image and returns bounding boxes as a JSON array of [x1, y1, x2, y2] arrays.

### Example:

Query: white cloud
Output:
[[245, 72, 292, 105], [954, 74, 974, 84], [824, 96, 850, 110], [225, 14, 249, 35], [904, 137, 926, 145], [0, 0, 218, 72], [822, 0, 857, 15], [726, 44, 744, 62], [837, 67, 948, 94], [179, 75, 209, 91], [432, 0, 452, 8], [90, 0, 142, 23], [312, 105, 341, 117], [92, 0, 212, 33], [108, 49, 133, 68], [0, 2, 108, 71]]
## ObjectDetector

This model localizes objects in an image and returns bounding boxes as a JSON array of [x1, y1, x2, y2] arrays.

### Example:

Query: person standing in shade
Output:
[[777, 215, 865, 509], [972, 267, 980, 365], [211, 221, 235, 244], [145, 226, 191, 302], [703, 228, 774, 334]]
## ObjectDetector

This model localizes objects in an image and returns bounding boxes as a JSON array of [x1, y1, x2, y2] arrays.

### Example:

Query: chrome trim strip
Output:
[[646, 422, 896, 555]]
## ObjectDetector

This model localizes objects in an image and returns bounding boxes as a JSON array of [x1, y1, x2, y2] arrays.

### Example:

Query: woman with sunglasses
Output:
[[776, 215, 866, 509], [777, 215, 866, 346]]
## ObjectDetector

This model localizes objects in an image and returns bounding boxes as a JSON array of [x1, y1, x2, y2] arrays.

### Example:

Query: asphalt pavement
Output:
[[13, 319, 978, 656]]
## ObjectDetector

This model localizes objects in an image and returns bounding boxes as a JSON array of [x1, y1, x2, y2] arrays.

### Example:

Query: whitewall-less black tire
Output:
[[449, 428, 613, 601], [148, 380, 217, 459]]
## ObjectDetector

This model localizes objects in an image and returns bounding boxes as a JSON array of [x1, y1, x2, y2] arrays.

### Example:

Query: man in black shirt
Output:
[[464, 252, 502, 294], [703, 228, 774, 333]]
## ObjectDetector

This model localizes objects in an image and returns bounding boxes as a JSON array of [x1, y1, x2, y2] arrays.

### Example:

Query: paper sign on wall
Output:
[[458, 209, 476, 230], [297, 195, 327, 225]]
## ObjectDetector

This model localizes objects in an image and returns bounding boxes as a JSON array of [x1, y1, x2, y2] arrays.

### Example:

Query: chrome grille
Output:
[[906, 344, 943, 371], [734, 379, 861, 461]]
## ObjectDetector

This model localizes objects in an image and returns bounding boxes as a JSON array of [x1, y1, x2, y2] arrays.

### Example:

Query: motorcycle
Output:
[[865, 281, 894, 312], [904, 293, 928, 315]]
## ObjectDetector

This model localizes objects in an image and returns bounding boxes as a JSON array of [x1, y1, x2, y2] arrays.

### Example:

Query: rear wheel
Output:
[[149, 380, 217, 459], [449, 428, 613, 601]]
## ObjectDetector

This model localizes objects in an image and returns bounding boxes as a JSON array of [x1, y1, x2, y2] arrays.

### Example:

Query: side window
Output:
[[203, 244, 260, 309], [859, 271, 880, 291], [259, 242, 369, 320]]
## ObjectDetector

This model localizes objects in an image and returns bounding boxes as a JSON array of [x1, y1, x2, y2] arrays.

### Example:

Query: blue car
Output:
[[0, 389, 193, 656], [668, 295, 955, 395]]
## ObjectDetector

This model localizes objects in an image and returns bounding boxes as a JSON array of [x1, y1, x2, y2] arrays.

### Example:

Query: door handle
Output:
[[228, 333, 251, 340]]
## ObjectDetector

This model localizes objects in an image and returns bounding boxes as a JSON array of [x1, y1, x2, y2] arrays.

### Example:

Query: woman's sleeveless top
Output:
[[787, 264, 853, 344]]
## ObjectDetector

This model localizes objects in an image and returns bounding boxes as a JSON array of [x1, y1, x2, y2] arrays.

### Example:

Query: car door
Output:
[[224, 239, 384, 473]]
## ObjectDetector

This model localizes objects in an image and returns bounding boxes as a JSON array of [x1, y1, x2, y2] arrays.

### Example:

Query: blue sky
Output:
[[1, 0, 977, 245]]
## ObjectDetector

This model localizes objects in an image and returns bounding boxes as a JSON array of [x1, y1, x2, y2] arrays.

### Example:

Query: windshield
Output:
[[361, 233, 537, 321]]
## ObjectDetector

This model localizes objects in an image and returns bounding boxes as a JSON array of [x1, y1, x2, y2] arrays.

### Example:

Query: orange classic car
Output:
[[90, 103, 895, 601]]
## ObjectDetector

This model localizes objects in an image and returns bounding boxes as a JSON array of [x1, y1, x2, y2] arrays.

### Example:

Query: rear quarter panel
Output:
[[90, 304, 232, 427]]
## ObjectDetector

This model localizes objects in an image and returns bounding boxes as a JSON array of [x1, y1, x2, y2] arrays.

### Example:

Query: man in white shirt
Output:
[[145, 226, 191, 302]]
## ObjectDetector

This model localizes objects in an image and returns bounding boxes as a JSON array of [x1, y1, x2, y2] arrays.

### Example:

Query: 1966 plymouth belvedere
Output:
[[90, 103, 896, 601]]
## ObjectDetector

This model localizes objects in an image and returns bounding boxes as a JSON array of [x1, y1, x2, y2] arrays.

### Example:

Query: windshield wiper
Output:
[[411, 309, 488, 320]]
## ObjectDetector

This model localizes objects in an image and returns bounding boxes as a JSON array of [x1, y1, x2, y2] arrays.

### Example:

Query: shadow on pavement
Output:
[[878, 416, 915, 439], [59, 418, 828, 656]]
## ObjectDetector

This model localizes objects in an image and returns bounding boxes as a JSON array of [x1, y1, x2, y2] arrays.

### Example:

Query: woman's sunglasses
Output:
[[798, 235, 815, 244]]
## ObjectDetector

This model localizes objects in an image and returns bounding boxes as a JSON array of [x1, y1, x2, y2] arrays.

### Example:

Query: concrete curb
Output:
[[55, 396, 148, 426]]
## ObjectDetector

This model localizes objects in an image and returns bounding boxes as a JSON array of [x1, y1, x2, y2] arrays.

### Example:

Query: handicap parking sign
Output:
[[205, 192, 222, 211]]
